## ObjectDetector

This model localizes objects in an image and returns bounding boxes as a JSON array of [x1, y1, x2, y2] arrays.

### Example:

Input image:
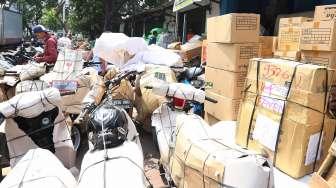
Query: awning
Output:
[[173, 0, 210, 12]]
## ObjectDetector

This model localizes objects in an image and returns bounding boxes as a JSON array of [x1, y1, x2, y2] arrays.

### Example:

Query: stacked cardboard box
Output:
[[301, 4, 336, 69], [274, 17, 311, 61], [205, 13, 260, 122], [236, 58, 336, 178]]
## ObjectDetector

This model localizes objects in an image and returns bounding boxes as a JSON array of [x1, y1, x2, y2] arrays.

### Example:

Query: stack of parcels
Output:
[[236, 58, 336, 178], [301, 4, 336, 70], [205, 13, 260, 123], [274, 17, 311, 61], [310, 139, 336, 188], [169, 114, 274, 188]]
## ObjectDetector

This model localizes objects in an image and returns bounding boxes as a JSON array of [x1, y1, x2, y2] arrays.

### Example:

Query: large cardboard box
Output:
[[207, 13, 260, 43], [205, 66, 247, 99], [204, 112, 220, 125], [277, 17, 310, 52], [170, 114, 274, 188], [207, 42, 260, 72], [279, 17, 311, 28], [274, 50, 301, 61], [300, 20, 336, 51], [204, 91, 241, 121], [201, 40, 207, 64], [236, 92, 336, 178], [315, 4, 336, 21], [301, 50, 336, 69], [259, 36, 277, 58], [245, 58, 336, 113]]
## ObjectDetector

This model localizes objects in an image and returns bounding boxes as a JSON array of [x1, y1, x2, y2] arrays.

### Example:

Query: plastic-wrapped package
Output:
[[93, 33, 147, 68], [10, 62, 46, 81], [0, 148, 77, 188], [15, 80, 49, 95], [152, 82, 205, 103], [170, 114, 274, 188]]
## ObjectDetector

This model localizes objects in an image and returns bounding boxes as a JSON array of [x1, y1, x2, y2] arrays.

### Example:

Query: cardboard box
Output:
[[170, 115, 273, 188], [207, 13, 260, 43], [245, 58, 336, 113], [259, 36, 277, 57], [204, 91, 241, 121], [236, 92, 336, 178], [207, 42, 260, 72], [205, 66, 247, 99], [315, 4, 336, 21], [274, 50, 301, 61], [277, 17, 310, 52], [180, 41, 202, 62], [300, 20, 336, 51], [310, 173, 334, 188], [201, 40, 207, 64], [301, 50, 336, 69], [167, 42, 181, 50]]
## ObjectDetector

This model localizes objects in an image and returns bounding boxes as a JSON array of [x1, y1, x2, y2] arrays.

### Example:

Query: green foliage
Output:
[[41, 8, 62, 31]]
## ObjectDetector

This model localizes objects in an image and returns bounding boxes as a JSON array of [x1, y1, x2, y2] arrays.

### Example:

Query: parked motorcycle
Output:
[[147, 82, 216, 186], [74, 70, 152, 188]]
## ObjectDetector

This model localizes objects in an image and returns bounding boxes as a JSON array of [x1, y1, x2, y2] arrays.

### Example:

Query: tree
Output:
[[41, 7, 62, 31]]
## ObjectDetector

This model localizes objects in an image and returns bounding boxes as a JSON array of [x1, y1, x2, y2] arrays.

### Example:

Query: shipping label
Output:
[[305, 132, 323, 166], [253, 114, 280, 151]]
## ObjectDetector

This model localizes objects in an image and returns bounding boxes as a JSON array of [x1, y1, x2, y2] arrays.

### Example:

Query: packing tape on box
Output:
[[312, 51, 320, 58], [313, 46, 319, 51]]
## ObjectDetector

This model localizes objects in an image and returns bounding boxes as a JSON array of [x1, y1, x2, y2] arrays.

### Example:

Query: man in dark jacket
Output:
[[32, 25, 58, 65]]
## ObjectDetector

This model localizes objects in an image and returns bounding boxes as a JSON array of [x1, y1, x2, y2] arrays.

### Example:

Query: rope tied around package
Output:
[[171, 116, 268, 188]]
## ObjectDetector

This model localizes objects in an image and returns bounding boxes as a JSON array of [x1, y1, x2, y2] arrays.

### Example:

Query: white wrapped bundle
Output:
[[0, 88, 61, 118], [152, 83, 205, 103], [15, 80, 49, 95], [93, 33, 147, 68], [10, 62, 46, 81], [0, 148, 77, 188], [40, 49, 84, 83]]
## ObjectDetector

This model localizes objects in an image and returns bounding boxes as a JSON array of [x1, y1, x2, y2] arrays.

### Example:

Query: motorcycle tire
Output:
[[71, 126, 81, 152]]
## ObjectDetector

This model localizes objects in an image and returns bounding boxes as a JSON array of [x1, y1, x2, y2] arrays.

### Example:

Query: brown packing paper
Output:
[[301, 50, 336, 69], [315, 4, 336, 21], [204, 91, 241, 121], [205, 66, 247, 99], [245, 58, 336, 113], [300, 20, 336, 51], [207, 13, 260, 43], [207, 42, 260, 71], [274, 50, 301, 61], [236, 93, 336, 178]]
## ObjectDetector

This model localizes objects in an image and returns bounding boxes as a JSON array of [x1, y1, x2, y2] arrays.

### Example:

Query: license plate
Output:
[[111, 99, 133, 109]]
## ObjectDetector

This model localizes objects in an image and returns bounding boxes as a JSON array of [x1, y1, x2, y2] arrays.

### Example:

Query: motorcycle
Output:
[[74, 70, 152, 188], [147, 82, 217, 186], [0, 88, 77, 172]]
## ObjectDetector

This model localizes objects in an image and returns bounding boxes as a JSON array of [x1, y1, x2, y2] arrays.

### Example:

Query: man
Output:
[[148, 31, 158, 45], [32, 25, 58, 65]]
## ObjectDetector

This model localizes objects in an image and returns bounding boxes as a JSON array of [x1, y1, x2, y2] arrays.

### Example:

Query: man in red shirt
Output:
[[32, 25, 58, 65]]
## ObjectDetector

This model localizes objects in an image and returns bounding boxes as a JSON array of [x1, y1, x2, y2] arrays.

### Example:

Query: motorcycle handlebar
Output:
[[144, 86, 153, 89], [60, 91, 76, 96], [104, 70, 138, 87]]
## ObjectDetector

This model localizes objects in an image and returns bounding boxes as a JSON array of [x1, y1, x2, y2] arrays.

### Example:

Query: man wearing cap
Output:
[[32, 25, 58, 65]]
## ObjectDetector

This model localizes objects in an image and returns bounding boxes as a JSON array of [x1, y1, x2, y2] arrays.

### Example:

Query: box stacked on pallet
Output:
[[259, 36, 277, 58], [274, 17, 310, 61], [236, 58, 336, 178], [205, 13, 260, 124]]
